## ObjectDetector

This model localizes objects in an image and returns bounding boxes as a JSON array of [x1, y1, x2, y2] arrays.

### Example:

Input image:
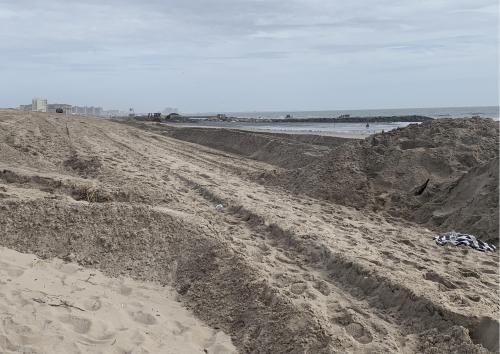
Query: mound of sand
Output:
[[164, 126, 354, 169], [414, 157, 499, 243], [259, 118, 499, 242], [0, 110, 498, 353]]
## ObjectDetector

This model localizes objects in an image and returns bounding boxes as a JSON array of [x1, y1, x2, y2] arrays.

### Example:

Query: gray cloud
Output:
[[0, 0, 497, 111]]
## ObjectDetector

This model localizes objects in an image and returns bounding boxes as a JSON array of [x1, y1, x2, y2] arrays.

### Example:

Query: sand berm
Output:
[[0, 109, 498, 353]]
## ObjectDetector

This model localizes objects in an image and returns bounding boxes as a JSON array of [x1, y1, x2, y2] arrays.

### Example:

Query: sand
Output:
[[0, 109, 498, 353], [157, 119, 499, 243], [0, 246, 235, 354]]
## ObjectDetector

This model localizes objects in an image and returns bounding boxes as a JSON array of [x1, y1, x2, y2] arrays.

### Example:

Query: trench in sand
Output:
[[178, 174, 499, 352], [0, 198, 338, 352]]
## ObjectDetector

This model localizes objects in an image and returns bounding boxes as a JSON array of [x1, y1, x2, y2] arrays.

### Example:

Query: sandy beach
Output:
[[0, 109, 498, 353]]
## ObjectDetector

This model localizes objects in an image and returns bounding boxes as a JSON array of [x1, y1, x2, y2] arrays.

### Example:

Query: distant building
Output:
[[72, 106, 84, 115], [17, 99, 108, 116], [19, 104, 32, 111], [101, 110, 126, 117], [71, 106, 104, 116], [87, 106, 103, 116], [94, 107, 103, 116], [32, 97, 47, 112]]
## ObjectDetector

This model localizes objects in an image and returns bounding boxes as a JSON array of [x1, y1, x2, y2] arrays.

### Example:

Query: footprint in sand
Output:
[[119, 284, 133, 296], [397, 239, 415, 247], [289, 282, 308, 295], [0, 335, 17, 352], [2, 317, 37, 341], [59, 314, 92, 334], [129, 330, 146, 345], [173, 321, 190, 335], [313, 280, 331, 296], [459, 270, 481, 279], [466, 294, 481, 302], [423, 270, 458, 290], [481, 260, 497, 267], [345, 322, 373, 344], [129, 310, 157, 325], [330, 308, 374, 344], [273, 272, 303, 289], [0, 261, 25, 277], [57, 262, 81, 275], [83, 296, 102, 311], [448, 294, 471, 307], [481, 268, 498, 275]]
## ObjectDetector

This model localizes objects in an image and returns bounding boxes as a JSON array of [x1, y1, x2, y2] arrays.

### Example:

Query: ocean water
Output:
[[237, 121, 415, 135], [175, 121, 417, 136], [183, 106, 499, 136], [194, 106, 499, 120]]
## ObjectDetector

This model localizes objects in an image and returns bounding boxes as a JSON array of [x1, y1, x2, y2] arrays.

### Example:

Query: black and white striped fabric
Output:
[[433, 231, 496, 252]]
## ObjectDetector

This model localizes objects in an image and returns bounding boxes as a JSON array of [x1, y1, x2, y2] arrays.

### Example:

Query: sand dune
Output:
[[0, 109, 498, 353]]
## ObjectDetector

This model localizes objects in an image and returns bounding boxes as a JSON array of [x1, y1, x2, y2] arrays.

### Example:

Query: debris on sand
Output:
[[215, 203, 224, 212], [434, 231, 496, 252]]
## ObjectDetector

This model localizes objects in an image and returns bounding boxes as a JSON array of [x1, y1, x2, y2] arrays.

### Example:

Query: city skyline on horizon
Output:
[[10, 97, 499, 118], [10, 100, 499, 114]]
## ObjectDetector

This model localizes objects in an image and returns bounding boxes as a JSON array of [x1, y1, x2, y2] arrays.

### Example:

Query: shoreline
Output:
[[162, 122, 386, 139]]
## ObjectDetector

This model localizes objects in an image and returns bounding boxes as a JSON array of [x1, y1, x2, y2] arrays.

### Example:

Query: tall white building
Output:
[[32, 97, 48, 112]]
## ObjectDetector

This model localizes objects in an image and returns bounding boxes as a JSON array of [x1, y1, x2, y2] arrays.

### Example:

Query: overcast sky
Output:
[[0, 0, 498, 112]]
